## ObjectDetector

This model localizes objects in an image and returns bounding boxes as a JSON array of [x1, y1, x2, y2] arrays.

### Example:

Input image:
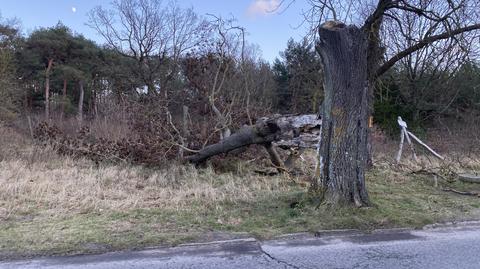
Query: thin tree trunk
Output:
[[209, 98, 231, 140], [78, 80, 84, 123], [61, 79, 67, 119], [91, 80, 97, 118], [316, 23, 370, 207], [179, 105, 190, 158], [45, 59, 53, 120], [93, 88, 98, 117]]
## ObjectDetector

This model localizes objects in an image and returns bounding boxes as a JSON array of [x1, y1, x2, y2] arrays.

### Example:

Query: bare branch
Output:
[[376, 23, 480, 77]]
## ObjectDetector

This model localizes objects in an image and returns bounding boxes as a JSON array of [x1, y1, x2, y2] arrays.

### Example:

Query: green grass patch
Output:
[[2, 166, 480, 260]]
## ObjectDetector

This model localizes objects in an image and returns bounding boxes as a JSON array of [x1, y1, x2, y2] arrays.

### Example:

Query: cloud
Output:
[[246, 0, 280, 18], [71, 7, 77, 13]]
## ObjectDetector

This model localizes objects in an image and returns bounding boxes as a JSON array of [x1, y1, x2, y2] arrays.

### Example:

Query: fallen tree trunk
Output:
[[458, 174, 480, 184], [187, 114, 321, 165]]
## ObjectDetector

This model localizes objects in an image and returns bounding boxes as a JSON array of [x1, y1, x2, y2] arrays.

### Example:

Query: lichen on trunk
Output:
[[315, 22, 370, 207]]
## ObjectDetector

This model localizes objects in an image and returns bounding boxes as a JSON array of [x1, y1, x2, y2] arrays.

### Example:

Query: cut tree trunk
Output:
[[315, 22, 370, 207], [78, 80, 84, 123]]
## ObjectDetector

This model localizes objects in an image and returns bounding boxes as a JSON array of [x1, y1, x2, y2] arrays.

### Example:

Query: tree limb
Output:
[[362, 0, 393, 32], [375, 23, 480, 78]]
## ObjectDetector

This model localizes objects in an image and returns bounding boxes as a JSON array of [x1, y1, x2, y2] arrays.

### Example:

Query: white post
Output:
[[397, 116, 444, 162], [396, 128, 405, 163], [397, 116, 418, 162]]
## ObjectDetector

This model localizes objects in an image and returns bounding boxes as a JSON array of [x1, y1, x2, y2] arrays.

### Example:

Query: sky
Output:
[[0, 0, 312, 63]]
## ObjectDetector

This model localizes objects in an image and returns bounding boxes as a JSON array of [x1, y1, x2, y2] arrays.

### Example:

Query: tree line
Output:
[[1, 3, 478, 133]]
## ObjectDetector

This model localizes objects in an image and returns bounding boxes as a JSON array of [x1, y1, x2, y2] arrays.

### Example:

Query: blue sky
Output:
[[0, 0, 311, 62]]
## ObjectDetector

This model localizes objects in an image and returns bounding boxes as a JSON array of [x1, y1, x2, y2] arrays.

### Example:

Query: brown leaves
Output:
[[33, 121, 172, 166]]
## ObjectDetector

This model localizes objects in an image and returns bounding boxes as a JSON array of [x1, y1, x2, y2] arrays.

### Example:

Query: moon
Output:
[[72, 7, 77, 13]]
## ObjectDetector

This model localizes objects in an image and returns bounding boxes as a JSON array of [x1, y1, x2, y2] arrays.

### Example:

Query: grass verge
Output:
[[2, 159, 480, 260], [1, 127, 480, 260]]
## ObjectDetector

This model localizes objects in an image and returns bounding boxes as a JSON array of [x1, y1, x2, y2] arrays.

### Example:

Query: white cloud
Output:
[[71, 7, 77, 13], [246, 0, 280, 18]]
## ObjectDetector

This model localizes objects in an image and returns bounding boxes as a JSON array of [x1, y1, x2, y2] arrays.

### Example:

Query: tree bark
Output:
[[316, 22, 370, 207], [186, 114, 321, 165], [187, 119, 281, 164], [44, 59, 53, 120], [78, 80, 84, 123]]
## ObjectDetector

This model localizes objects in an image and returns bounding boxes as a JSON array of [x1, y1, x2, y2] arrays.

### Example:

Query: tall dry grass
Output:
[[0, 158, 292, 220], [2, 117, 479, 222], [0, 124, 293, 221], [15, 112, 132, 141]]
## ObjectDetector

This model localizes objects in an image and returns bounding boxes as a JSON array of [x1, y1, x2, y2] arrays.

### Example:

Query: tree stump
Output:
[[315, 22, 370, 206]]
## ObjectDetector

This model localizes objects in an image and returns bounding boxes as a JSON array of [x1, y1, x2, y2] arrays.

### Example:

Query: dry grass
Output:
[[0, 157, 292, 221], [2, 123, 480, 259], [1, 125, 293, 221]]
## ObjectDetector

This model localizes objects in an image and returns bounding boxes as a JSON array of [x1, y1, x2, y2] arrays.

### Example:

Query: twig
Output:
[[442, 188, 480, 197], [408, 168, 447, 181]]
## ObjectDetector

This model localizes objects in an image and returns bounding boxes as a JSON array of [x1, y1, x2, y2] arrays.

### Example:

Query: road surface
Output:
[[2, 222, 480, 269]]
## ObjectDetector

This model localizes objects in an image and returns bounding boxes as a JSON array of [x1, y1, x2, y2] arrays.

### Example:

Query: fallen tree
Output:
[[33, 115, 320, 168], [186, 114, 321, 166]]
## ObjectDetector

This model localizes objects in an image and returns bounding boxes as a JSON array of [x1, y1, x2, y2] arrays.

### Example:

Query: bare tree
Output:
[[184, 15, 249, 140], [292, 0, 480, 206], [87, 0, 206, 96], [383, 5, 476, 122]]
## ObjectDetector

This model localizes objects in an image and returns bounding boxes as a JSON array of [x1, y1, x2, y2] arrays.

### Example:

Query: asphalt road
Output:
[[2, 222, 480, 269]]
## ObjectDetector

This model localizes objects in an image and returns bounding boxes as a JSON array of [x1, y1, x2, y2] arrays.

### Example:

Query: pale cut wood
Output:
[[403, 127, 418, 161], [458, 174, 480, 184], [396, 129, 405, 162], [27, 115, 34, 140], [396, 116, 417, 162], [406, 131, 444, 160]]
